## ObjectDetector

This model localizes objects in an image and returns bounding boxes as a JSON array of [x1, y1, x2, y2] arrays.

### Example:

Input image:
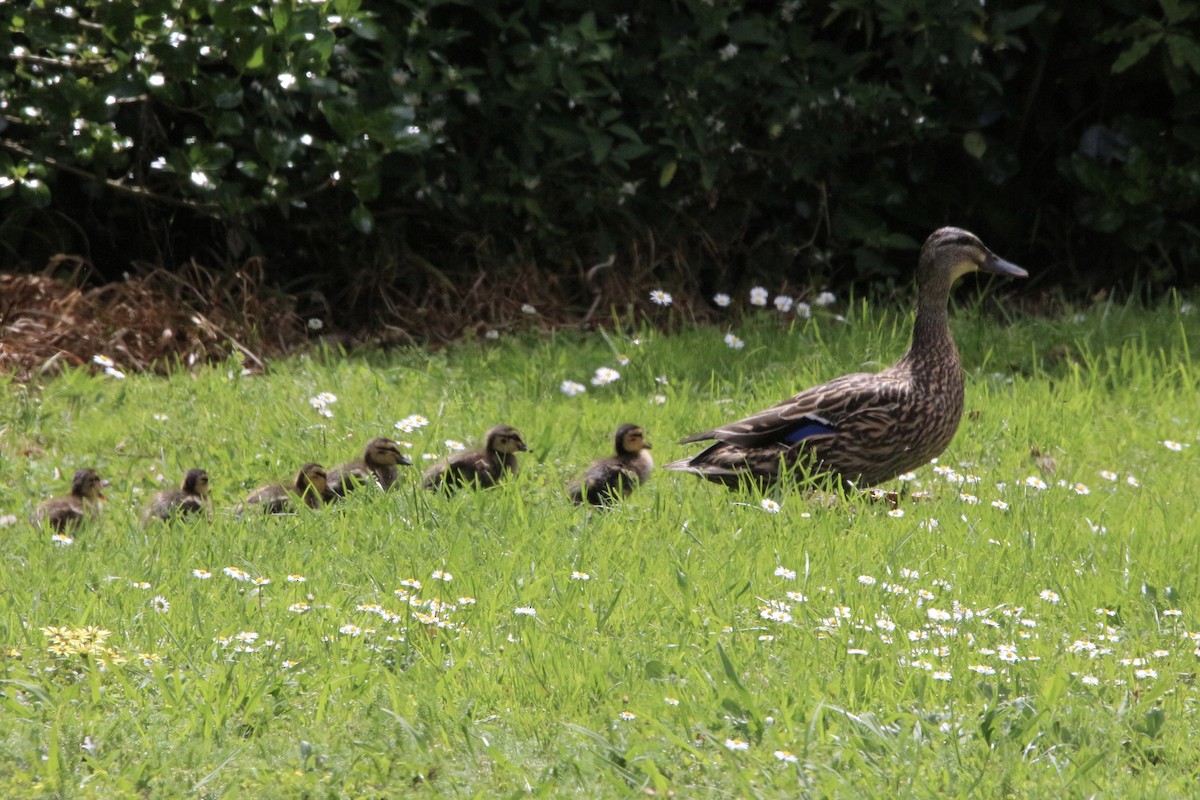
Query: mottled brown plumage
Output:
[[33, 468, 107, 531], [143, 468, 212, 523], [422, 425, 527, 492], [240, 463, 329, 514], [666, 228, 1027, 490], [327, 437, 412, 498], [569, 424, 654, 506]]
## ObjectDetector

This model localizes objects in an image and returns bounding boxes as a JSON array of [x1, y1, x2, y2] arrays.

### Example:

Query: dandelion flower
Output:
[[51, 533, 75, 546], [760, 498, 781, 513], [848, 648, 869, 656], [664, 696, 680, 706], [1163, 609, 1182, 617], [152, 596, 170, 613], [431, 570, 453, 582], [787, 591, 808, 603], [92, 354, 115, 368], [749, 287, 768, 306], [619, 711, 636, 721], [339, 624, 362, 637], [724, 333, 745, 350], [591, 367, 620, 386], [1080, 674, 1100, 686], [1023, 476, 1047, 490], [774, 295, 793, 313], [1072, 482, 1090, 495], [521, 303, 537, 315], [193, 569, 212, 579], [287, 574, 306, 583], [858, 575, 877, 586], [968, 664, 996, 675], [713, 293, 732, 308], [649, 289, 673, 306], [1100, 470, 1118, 481], [571, 571, 591, 581], [774, 749, 798, 763], [1126, 475, 1140, 487], [1134, 668, 1158, 679], [514, 606, 537, 617], [991, 499, 1009, 510], [795, 302, 812, 319], [1162, 440, 1184, 452], [724, 737, 750, 751], [288, 602, 310, 613], [815, 291, 836, 306], [1039, 589, 1060, 604], [560, 380, 587, 397], [223, 566, 250, 582], [932, 671, 952, 682], [888, 508, 905, 518], [775, 566, 796, 580]]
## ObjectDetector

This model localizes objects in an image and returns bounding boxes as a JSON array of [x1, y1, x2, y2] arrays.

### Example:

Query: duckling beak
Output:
[[398, 455, 414, 466], [981, 252, 1027, 279]]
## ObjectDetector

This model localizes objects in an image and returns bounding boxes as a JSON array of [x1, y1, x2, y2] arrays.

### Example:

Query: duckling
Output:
[[569, 423, 654, 506], [143, 468, 212, 523], [241, 463, 329, 514], [326, 437, 413, 498], [422, 425, 527, 492], [33, 468, 107, 532]]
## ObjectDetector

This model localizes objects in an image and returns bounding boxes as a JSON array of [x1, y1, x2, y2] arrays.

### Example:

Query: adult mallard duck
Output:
[[143, 468, 212, 523], [569, 423, 654, 506], [422, 425, 527, 492], [33, 468, 107, 531], [327, 437, 413, 498], [665, 227, 1027, 490], [240, 463, 329, 514]]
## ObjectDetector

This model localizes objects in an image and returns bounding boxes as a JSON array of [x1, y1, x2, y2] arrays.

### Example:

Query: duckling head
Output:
[[614, 423, 650, 456], [921, 227, 1027, 286], [182, 468, 211, 496], [486, 425, 528, 455], [295, 463, 329, 499], [72, 468, 107, 501], [365, 437, 413, 467]]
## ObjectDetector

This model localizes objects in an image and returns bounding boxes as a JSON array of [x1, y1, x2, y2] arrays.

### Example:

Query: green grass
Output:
[[2, 295, 1199, 798]]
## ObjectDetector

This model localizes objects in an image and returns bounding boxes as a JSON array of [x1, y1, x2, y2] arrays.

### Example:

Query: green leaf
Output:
[[1166, 33, 1200, 76], [350, 204, 374, 234], [244, 43, 266, 71], [998, 4, 1045, 32], [1112, 34, 1161, 73], [963, 131, 988, 159], [659, 160, 678, 188]]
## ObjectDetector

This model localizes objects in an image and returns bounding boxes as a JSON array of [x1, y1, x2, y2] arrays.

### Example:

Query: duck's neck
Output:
[[902, 275, 959, 371]]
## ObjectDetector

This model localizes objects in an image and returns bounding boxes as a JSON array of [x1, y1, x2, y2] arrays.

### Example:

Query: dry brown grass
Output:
[[0, 257, 305, 381]]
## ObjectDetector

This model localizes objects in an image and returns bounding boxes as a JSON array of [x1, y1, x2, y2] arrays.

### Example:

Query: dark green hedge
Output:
[[2, 1, 1198, 310]]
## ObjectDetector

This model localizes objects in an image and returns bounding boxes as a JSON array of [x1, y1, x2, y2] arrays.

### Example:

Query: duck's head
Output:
[[71, 468, 107, 501], [365, 437, 413, 467], [920, 227, 1027, 286], [182, 468, 211, 496], [614, 423, 650, 456], [486, 425, 528, 455], [295, 463, 329, 498]]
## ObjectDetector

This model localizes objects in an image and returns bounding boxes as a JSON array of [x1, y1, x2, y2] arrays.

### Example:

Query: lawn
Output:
[[1, 293, 1198, 798]]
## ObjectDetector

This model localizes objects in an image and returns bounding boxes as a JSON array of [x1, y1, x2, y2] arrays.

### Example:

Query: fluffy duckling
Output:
[[326, 437, 413, 498], [241, 463, 329, 514], [33, 468, 107, 532], [143, 468, 212, 523], [569, 423, 653, 506], [422, 425, 527, 492]]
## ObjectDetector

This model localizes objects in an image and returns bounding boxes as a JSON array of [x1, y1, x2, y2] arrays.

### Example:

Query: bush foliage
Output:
[[2, 1, 1198, 315]]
